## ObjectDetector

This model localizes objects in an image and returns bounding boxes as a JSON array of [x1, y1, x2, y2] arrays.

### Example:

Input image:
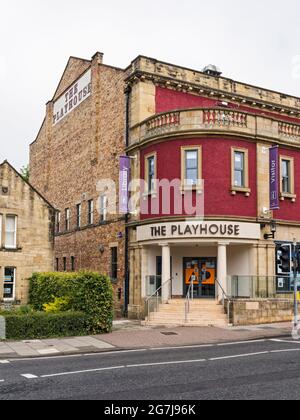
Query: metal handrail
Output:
[[145, 277, 172, 321], [184, 282, 194, 323], [215, 278, 232, 325]]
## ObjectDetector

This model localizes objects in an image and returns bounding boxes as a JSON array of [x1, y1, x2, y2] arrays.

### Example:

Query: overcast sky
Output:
[[0, 0, 300, 171]]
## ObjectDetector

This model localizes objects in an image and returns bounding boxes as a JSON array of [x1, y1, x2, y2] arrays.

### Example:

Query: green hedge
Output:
[[29, 271, 114, 334], [2, 312, 88, 340]]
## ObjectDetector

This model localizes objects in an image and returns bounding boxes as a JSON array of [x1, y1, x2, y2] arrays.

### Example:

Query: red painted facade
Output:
[[140, 138, 257, 220], [274, 148, 300, 222], [156, 87, 300, 124], [138, 87, 300, 222]]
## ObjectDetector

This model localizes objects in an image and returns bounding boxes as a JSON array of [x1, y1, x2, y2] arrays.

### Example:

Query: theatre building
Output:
[[29, 53, 126, 316], [30, 51, 300, 324], [125, 57, 300, 325]]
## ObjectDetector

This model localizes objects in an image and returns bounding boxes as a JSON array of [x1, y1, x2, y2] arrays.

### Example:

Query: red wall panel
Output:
[[155, 87, 300, 125], [274, 148, 300, 221], [140, 138, 257, 220]]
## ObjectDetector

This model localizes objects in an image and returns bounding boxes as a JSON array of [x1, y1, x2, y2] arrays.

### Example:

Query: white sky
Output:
[[0, 0, 300, 170]]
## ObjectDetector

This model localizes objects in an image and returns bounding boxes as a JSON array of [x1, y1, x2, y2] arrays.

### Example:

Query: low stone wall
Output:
[[227, 299, 298, 326]]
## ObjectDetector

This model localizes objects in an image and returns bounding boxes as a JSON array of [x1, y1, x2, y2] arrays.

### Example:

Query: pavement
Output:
[[0, 320, 296, 359], [1, 339, 300, 400]]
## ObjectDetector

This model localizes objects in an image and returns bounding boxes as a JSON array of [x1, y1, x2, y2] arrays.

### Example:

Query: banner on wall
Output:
[[119, 156, 131, 214], [269, 146, 280, 211]]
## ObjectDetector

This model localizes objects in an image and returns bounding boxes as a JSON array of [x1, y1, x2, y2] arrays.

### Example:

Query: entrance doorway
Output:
[[183, 258, 216, 298]]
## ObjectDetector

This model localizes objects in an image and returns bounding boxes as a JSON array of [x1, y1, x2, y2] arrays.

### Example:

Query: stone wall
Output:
[[0, 162, 55, 303], [228, 299, 299, 326]]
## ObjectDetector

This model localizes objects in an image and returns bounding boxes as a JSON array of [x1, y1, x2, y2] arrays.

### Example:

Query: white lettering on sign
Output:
[[137, 221, 261, 242], [53, 69, 92, 125]]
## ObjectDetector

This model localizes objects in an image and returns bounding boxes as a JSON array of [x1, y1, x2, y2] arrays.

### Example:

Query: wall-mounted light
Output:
[[263, 220, 277, 240], [99, 244, 105, 254]]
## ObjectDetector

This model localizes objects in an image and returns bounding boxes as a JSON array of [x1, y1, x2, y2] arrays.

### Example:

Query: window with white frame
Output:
[[56, 211, 61, 233], [5, 215, 17, 249], [3, 267, 15, 300], [181, 146, 202, 190], [88, 199, 94, 225], [100, 195, 108, 223], [144, 153, 157, 195], [65, 208, 70, 231], [231, 147, 251, 195], [76, 203, 82, 228]]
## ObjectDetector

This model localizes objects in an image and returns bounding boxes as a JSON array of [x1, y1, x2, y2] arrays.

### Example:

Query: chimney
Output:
[[92, 52, 104, 65]]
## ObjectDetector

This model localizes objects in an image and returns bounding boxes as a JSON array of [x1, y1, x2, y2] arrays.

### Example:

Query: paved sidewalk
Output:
[[0, 320, 295, 359]]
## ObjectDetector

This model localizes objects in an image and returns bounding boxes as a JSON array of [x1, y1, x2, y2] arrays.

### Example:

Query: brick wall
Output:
[[29, 54, 126, 316]]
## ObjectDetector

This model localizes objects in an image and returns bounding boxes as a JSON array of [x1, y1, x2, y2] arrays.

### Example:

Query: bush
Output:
[[43, 296, 71, 314], [2, 312, 88, 340], [29, 271, 114, 334]]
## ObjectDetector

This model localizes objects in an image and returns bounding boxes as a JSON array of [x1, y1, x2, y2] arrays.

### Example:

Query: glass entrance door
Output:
[[183, 258, 216, 298]]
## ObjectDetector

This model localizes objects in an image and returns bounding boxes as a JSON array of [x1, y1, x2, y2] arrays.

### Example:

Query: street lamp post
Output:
[[293, 239, 299, 331]]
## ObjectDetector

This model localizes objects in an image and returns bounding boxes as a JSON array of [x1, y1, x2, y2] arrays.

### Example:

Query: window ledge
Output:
[[280, 193, 297, 202], [143, 192, 158, 200], [231, 187, 251, 197], [0, 247, 22, 252], [181, 183, 204, 194]]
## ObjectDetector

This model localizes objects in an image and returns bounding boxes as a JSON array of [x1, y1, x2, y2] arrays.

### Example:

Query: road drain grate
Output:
[[160, 332, 178, 336]]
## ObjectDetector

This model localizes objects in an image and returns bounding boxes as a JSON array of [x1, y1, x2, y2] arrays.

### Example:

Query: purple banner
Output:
[[270, 146, 280, 210], [119, 156, 131, 214]]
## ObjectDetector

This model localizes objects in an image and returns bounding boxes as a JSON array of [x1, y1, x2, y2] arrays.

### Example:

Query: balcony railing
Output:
[[279, 122, 300, 138], [203, 109, 247, 127], [147, 112, 180, 131], [227, 275, 300, 299], [129, 107, 300, 147]]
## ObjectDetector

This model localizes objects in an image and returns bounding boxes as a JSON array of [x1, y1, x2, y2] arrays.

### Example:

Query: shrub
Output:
[[43, 296, 71, 314], [29, 271, 114, 334], [19, 305, 34, 315], [2, 312, 88, 340]]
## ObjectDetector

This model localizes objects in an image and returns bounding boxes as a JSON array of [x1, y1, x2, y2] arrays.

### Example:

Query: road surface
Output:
[[1, 338, 300, 400]]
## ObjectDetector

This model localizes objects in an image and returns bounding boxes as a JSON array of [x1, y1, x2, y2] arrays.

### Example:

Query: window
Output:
[[56, 258, 59, 272], [148, 156, 155, 192], [100, 195, 107, 223], [56, 212, 61, 234], [63, 257, 67, 272], [280, 156, 296, 200], [111, 247, 118, 281], [144, 153, 157, 195], [282, 160, 290, 193], [231, 148, 250, 195], [71, 256, 75, 272], [185, 150, 198, 186], [3, 267, 15, 300], [234, 151, 245, 188], [5, 215, 17, 249], [65, 208, 70, 231], [88, 200, 94, 225], [181, 147, 202, 190], [76, 204, 81, 228]]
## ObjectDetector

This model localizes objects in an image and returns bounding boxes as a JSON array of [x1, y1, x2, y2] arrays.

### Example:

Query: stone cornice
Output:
[[126, 64, 300, 117], [127, 108, 300, 152]]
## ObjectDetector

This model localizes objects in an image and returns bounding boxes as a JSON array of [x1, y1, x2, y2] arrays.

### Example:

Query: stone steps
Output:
[[144, 299, 228, 327]]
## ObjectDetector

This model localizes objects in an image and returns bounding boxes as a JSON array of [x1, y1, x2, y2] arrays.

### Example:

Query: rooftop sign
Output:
[[53, 69, 91, 125]]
